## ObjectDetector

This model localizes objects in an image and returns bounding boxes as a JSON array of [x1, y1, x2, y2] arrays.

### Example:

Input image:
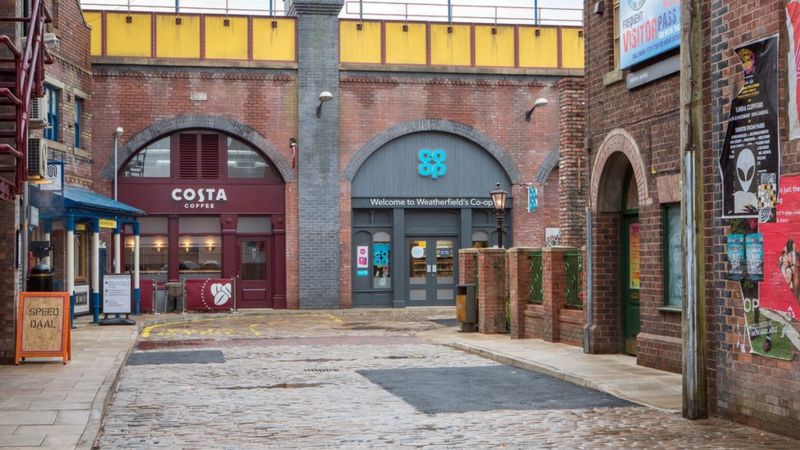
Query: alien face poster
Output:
[[720, 35, 780, 220]]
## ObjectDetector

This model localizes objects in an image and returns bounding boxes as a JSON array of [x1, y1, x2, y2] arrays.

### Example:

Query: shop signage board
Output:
[[351, 197, 508, 209], [39, 161, 63, 191], [626, 53, 680, 89], [418, 149, 447, 180], [720, 35, 780, 220], [103, 274, 132, 314], [99, 218, 117, 229], [15, 292, 71, 365], [185, 278, 234, 311], [619, 0, 681, 69]]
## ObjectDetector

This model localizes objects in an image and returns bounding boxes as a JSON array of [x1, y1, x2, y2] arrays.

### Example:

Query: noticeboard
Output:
[[103, 274, 132, 314], [15, 292, 71, 365]]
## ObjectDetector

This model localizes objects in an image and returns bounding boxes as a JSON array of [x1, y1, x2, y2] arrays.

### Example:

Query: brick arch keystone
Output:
[[341, 119, 522, 183], [100, 115, 296, 182], [590, 128, 651, 212]]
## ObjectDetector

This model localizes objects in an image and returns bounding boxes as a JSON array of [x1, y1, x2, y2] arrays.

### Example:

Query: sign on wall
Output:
[[720, 35, 780, 220], [418, 149, 447, 180], [629, 223, 641, 289], [527, 186, 538, 213], [619, 0, 681, 69], [356, 246, 369, 269], [103, 274, 132, 314], [39, 161, 63, 191], [15, 292, 71, 365]]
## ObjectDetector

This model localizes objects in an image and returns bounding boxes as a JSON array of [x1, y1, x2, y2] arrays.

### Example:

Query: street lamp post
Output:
[[113, 127, 123, 201], [490, 183, 508, 248]]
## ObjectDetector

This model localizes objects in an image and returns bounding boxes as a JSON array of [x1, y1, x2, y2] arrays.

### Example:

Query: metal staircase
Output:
[[0, 0, 51, 201]]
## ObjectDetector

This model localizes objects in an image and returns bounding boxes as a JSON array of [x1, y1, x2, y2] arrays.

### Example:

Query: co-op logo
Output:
[[418, 149, 446, 180], [171, 188, 228, 209]]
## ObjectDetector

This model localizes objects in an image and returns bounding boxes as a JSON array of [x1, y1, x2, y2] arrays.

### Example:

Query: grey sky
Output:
[[80, 0, 583, 25]]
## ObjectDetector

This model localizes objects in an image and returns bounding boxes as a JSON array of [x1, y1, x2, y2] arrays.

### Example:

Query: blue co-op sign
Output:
[[620, 0, 680, 69]]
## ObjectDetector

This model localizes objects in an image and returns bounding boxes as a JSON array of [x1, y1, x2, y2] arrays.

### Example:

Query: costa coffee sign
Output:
[[171, 188, 228, 209]]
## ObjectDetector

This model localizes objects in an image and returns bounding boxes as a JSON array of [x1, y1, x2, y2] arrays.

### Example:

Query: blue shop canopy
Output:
[[32, 185, 144, 225]]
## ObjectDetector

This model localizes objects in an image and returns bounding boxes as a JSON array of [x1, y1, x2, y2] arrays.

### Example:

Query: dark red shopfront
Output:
[[118, 130, 286, 309]]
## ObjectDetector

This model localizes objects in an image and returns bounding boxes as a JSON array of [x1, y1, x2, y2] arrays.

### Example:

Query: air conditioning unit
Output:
[[26, 137, 47, 182], [29, 96, 48, 130]]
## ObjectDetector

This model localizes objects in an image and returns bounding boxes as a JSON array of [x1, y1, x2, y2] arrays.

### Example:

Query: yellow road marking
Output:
[[141, 317, 221, 338], [327, 314, 343, 323], [249, 323, 262, 336]]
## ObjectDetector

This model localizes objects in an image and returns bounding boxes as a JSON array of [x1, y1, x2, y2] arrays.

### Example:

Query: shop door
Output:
[[237, 238, 272, 308], [407, 237, 457, 306], [621, 216, 641, 355]]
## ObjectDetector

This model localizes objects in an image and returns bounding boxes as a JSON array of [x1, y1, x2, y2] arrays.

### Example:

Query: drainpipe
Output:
[[91, 219, 100, 323], [133, 222, 141, 315], [66, 216, 75, 328], [583, 207, 592, 353]]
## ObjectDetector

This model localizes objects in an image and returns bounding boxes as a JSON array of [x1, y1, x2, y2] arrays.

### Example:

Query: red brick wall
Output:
[[558, 78, 586, 247], [476, 249, 506, 334], [0, 200, 18, 364], [708, 0, 800, 438]]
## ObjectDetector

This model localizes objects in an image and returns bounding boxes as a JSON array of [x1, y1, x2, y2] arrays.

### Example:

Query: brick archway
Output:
[[590, 129, 651, 212]]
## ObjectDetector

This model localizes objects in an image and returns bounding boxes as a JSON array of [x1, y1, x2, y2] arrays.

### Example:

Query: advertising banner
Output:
[[720, 36, 780, 219], [787, 1, 800, 139], [102, 274, 131, 314], [619, 0, 681, 69], [185, 279, 234, 311]]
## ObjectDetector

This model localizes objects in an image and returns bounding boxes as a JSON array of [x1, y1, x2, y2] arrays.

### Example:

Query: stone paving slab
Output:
[[420, 326, 684, 410], [0, 316, 137, 450]]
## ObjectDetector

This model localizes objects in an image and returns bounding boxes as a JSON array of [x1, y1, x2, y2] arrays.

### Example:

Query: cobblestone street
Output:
[[96, 311, 800, 449]]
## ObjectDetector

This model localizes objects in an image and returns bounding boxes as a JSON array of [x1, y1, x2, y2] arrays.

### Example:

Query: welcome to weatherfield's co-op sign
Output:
[[620, 0, 680, 69]]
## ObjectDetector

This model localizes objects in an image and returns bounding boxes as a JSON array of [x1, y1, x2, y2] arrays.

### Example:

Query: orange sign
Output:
[[15, 292, 71, 365], [630, 223, 641, 289]]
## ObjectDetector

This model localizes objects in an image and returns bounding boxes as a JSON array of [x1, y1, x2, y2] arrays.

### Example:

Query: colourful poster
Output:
[[727, 234, 745, 280], [356, 246, 369, 269], [742, 282, 794, 360], [619, 0, 680, 69], [630, 223, 640, 289], [746, 233, 764, 281]]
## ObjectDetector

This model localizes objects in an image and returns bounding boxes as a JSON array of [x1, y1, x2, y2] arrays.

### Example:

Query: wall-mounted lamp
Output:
[[317, 91, 333, 118], [289, 138, 297, 169], [524, 98, 549, 122]]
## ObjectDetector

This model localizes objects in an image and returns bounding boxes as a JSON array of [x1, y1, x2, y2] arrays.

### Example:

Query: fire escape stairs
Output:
[[0, 1, 52, 202]]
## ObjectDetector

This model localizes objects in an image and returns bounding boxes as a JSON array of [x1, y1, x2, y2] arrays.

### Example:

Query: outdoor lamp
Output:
[[490, 183, 508, 248], [113, 126, 124, 201], [524, 98, 549, 122], [317, 91, 333, 118]]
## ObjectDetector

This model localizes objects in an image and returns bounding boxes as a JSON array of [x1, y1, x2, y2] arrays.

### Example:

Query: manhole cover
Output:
[[127, 350, 225, 365]]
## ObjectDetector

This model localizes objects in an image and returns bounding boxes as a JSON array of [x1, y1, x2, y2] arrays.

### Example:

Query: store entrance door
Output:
[[621, 215, 641, 355], [407, 237, 457, 306], [237, 238, 272, 308]]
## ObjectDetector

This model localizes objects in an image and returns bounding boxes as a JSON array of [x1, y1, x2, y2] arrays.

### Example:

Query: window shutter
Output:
[[200, 134, 220, 179], [178, 134, 198, 179]]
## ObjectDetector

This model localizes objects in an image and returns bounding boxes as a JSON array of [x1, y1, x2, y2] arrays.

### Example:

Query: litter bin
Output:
[[456, 284, 477, 332], [27, 265, 54, 291]]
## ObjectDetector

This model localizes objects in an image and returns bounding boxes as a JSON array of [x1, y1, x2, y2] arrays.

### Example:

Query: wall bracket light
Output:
[[317, 91, 333, 118], [525, 98, 549, 122]]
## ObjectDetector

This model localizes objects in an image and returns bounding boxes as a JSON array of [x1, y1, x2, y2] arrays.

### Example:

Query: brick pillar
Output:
[[589, 212, 621, 353], [288, 0, 345, 308], [508, 247, 535, 339], [557, 79, 586, 247], [459, 248, 477, 285], [0, 199, 19, 364], [476, 249, 506, 334], [542, 247, 567, 342]]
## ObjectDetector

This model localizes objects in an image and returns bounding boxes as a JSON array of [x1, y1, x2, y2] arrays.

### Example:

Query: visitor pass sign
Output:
[[620, 0, 680, 69]]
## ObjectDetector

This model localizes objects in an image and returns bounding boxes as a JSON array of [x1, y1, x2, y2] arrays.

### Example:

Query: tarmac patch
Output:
[[127, 350, 225, 365], [358, 365, 636, 413]]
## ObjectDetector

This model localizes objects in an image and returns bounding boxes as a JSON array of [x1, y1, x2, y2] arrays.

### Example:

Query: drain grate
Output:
[[304, 368, 339, 373]]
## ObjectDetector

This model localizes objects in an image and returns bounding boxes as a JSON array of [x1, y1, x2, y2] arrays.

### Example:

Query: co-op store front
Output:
[[117, 130, 287, 309], [349, 130, 513, 308]]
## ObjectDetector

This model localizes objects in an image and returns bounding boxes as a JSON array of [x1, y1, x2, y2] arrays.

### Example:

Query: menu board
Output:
[[15, 292, 70, 365]]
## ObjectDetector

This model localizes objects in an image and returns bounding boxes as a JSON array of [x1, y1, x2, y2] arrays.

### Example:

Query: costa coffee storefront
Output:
[[118, 130, 286, 309]]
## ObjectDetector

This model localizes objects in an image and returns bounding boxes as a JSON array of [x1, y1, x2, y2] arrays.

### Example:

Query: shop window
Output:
[[124, 236, 168, 273], [236, 216, 272, 234], [373, 231, 391, 289], [241, 240, 266, 280], [179, 236, 222, 272], [138, 216, 168, 234], [227, 137, 279, 179], [179, 216, 221, 234], [74, 229, 88, 282], [74, 97, 83, 149], [472, 231, 489, 248], [122, 137, 170, 178], [664, 203, 682, 308], [44, 84, 60, 142]]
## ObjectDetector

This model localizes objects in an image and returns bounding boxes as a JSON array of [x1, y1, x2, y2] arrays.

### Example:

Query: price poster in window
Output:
[[356, 246, 369, 269]]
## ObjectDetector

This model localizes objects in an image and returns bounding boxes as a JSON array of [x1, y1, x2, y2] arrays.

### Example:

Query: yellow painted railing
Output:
[[84, 11, 583, 70]]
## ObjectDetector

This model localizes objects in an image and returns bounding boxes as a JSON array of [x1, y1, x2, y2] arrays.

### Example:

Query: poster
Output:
[[619, 0, 681, 69], [545, 227, 561, 247], [373, 242, 390, 282], [787, 1, 800, 139], [727, 234, 745, 280], [720, 35, 780, 219], [629, 223, 641, 289], [103, 274, 132, 314], [742, 282, 794, 360], [356, 246, 369, 269], [527, 186, 538, 213]]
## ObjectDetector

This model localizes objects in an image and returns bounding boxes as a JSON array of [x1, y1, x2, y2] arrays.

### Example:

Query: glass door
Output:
[[407, 237, 457, 306], [237, 238, 272, 308]]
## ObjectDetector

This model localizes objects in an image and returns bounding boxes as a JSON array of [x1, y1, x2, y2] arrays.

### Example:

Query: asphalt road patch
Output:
[[358, 365, 636, 413], [127, 350, 225, 365]]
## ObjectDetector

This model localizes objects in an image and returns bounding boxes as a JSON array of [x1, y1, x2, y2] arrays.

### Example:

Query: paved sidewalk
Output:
[[421, 326, 683, 411], [0, 316, 137, 449]]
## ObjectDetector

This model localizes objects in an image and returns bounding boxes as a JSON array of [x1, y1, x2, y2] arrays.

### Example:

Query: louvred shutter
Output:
[[200, 134, 220, 179], [178, 134, 198, 179]]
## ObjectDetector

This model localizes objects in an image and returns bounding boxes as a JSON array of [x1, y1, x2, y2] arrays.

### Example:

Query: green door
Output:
[[621, 215, 640, 355]]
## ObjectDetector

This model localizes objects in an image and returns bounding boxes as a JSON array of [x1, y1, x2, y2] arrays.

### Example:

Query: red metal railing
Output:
[[0, 0, 52, 201]]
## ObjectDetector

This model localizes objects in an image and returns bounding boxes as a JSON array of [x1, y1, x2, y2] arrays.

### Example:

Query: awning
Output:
[[31, 185, 144, 225], [58, 186, 144, 216]]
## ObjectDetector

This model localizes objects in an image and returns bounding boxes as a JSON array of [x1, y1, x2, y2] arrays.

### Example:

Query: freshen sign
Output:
[[619, 0, 680, 69]]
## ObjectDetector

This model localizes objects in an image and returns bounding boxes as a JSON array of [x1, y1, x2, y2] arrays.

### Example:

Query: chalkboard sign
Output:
[[15, 292, 71, 365]]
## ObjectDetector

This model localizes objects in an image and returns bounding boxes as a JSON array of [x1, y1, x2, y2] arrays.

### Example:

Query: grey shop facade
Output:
[[349, 130, 513, 308]]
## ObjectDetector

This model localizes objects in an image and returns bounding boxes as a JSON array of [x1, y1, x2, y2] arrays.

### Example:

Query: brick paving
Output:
[[96, 311, 800, 449]]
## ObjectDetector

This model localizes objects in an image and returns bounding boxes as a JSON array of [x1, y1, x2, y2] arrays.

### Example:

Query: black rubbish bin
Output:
[[27, 265, 54, 292]]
